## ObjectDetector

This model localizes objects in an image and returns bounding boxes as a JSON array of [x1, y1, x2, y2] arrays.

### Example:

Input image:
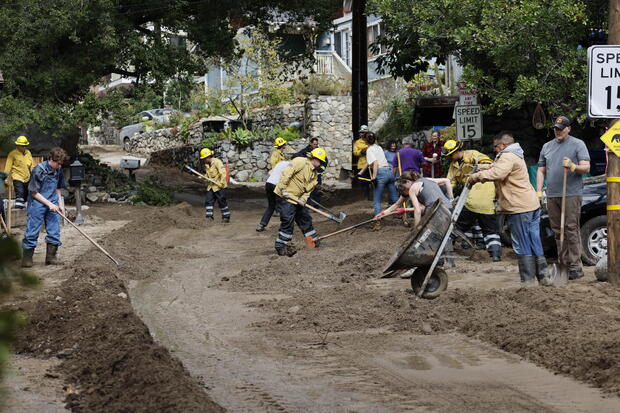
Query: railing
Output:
[[315, 51, 334, 75]]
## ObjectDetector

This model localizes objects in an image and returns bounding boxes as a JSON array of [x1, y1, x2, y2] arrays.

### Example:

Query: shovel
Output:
[[288, 195, 345, 223], [313, 211, 399, 242], [547, 167, 569, 285], [57, 212, 120, 267], [184, 165, 220, 187], [308, 199, 347, 223]]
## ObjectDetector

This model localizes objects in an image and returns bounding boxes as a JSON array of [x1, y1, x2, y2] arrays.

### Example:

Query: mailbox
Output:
[[120, 158, 141, 170], [69, 160, 85, 184]]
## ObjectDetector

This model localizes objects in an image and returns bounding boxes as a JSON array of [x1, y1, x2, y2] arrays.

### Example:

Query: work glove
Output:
[[298, 196, 308, 207], [562, 157, 576, 172], [281, 189, 291, 199], [395, 208, 406, 215], [374, 211, 386, 219]]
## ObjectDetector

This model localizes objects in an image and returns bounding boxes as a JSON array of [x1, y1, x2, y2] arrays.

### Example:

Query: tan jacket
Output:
[[4, 148, 34, 182], [447, 149, 496, 214], [270, 148, 285, 169], [274, 156, 317, 204], [353, 138, 368, 169], [471, 150, 539, 214], [205, 158, 227, 192]]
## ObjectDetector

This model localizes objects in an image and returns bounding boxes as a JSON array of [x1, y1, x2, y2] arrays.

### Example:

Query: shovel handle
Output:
[[58, 212, 120, 267], [288, 195, 340, 222], [314, 212, 396, 242], [185, 165, 220, 186]]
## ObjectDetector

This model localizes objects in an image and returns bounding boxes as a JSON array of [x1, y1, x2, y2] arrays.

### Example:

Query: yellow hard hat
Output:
[[310, 147, 327, 162], [15, 136, 30, 146], [274, 137, 286, 148], [200, 148, 214, 159], [442, 139, 462, 157]]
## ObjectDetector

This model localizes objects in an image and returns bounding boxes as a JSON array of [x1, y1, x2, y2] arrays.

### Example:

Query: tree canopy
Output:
[[0, 0, 339, 141], [369, 0, 609, 120]]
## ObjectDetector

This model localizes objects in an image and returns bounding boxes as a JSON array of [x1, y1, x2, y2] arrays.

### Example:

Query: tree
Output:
[[0, 0, 340, 142], [369, 0, 609, 120]]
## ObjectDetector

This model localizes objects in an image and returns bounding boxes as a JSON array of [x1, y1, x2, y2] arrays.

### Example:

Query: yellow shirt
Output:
[[274, 157, 317, 204], [205, 158, 227, 192], [270, 148, 285, 169], [447, 149, 496, 214], [353, 138, 369, 169], [4, 148, 34, 182]]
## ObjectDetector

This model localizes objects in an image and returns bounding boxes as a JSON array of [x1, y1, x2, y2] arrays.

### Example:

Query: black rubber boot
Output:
[[45, 243, 62, 265], [21, 248, 34, 268], [222, 216, 230, 224], [535, 256, 552, 286], [490, 246, 502, 262], [518, 255, 537, 286]]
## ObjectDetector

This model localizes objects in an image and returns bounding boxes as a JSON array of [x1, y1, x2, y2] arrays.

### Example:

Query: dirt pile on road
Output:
[[16, 203, 223, 412]]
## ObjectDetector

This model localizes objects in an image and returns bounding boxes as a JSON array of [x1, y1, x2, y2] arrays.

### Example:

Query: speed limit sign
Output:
[[455, 104, 482, 140], [588, 45, 620, 118]]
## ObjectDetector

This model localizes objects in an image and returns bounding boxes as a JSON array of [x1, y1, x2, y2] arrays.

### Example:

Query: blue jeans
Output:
[[23, 200, 61, 249], [373, 168, 399, 216], [506, 209, 544, 256]]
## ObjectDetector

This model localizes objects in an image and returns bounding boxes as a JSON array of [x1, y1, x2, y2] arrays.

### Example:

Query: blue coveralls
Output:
[[22, 161, 65, 250]]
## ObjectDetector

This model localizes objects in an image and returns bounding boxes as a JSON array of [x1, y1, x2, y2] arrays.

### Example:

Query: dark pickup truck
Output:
[[499, 175, 607, 266]]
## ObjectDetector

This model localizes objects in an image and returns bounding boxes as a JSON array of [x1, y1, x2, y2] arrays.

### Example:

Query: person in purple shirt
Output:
[[391, 143, 425, 177]]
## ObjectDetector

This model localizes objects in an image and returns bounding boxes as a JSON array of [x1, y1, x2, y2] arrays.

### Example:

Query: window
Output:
[[367, 23, 382, 58]]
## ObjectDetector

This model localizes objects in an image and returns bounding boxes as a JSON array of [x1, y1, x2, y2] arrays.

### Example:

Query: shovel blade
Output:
[[548, 263, 568, 286]]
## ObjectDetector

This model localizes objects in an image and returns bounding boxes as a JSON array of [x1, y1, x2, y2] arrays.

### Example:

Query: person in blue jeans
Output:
[[22, 147, 69, 268], [468, 132, 550, 286], [364, 132, 399, 229]]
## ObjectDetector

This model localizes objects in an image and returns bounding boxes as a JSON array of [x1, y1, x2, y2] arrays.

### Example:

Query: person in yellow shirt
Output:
[[270, 137, 287, 169], [273, 148, 327, 256], [200, 148, 230, 223], [4, 136, 34, 209], [353, 125, 370, 199], [443, 140, 502, 262]]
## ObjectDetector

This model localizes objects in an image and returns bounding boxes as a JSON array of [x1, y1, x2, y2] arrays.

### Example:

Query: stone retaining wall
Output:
[[251, 103, 305, 130]]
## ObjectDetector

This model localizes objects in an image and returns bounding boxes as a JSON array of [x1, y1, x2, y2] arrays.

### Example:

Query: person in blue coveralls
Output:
[[22, 147, 69, 268]]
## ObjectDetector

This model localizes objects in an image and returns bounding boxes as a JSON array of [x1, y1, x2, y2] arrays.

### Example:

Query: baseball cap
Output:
[[553, 116, 570, 130]]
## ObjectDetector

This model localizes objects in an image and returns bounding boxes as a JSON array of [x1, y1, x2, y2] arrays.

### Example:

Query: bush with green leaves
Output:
[[0, 237, 39, 380], [377, 98, 415, 141], [292, 75, 350, 97], [131, 178, 174, 206]]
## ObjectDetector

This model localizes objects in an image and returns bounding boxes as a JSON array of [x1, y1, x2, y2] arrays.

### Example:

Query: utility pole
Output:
[[351, 0, 368, 137], [608, 0, 620, 286]]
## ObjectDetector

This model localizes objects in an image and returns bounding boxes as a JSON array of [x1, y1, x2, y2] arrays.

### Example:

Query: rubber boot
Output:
[[45, 243, 62, 265], [222, 216, 230, 224], [517, 255, 537, 286], [535, 256, 552, 286], [21, 248, 34, 268], [489, 245, 502, 262], [305, 236, 317, 248], [256, 224, 265, 232]]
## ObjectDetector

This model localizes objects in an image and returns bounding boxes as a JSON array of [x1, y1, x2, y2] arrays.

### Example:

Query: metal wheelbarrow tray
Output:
[[383, 185, 472, 299]]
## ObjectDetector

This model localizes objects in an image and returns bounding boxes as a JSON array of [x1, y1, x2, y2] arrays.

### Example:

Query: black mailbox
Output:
[[69, 160, 85, 184]]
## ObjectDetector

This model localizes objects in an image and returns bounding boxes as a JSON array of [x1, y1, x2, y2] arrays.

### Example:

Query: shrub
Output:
[[132, 178, 174, 206], [292, 75, 349, 97], [377, 98, 415, 141]]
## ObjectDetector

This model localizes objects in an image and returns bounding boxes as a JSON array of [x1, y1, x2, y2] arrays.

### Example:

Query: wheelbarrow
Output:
[[382, 185, 472, 299]]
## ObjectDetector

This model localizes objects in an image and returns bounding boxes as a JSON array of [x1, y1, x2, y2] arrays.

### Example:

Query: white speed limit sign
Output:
[[588, 45, 620, 118], [455, 104, 482, 141]]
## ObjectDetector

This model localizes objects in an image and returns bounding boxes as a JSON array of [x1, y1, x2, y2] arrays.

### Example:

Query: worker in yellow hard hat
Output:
[[270, 137, 287, 169], [4, 136, 34, 209], [443, 139, 502, 262], [273, 147, 327, 256], [200, 148, 230, 223], [353, 125, 370, 199]]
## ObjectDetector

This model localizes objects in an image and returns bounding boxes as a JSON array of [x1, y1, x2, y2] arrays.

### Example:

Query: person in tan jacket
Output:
[[273, 148, 327, 256], [200, 148, 230, 223], [468, 132, 549, 286]]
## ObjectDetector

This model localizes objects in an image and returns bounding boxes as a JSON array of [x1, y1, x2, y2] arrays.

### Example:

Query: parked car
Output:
[[120, 108, 181, 151], [201, 116, 245, 133], [499, 176, 607, 266]]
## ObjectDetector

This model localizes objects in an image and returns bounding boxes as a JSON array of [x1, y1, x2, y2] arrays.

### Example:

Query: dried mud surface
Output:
[[217, 208, 620, 397], [15, 203, 223, 413]]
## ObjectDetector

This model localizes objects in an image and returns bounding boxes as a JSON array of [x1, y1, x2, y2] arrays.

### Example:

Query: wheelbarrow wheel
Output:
[[411, 266, 448, 299]]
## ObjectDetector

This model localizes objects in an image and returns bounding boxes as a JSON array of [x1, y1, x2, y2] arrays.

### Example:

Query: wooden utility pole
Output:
[[351, 0, 368, 137], [608, 0, 620, 286]]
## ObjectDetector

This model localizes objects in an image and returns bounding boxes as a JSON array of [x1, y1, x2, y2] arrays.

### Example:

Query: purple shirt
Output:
[[391, 147, 425, 173]]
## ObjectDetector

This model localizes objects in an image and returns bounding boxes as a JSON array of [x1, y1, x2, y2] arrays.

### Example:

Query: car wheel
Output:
[[123, 137, 130, 152], [581, 215, 607, 266], [498, 214, 512, 247]]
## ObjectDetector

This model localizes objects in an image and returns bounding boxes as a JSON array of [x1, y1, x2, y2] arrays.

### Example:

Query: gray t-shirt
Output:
[[537, 136, 590, 197]]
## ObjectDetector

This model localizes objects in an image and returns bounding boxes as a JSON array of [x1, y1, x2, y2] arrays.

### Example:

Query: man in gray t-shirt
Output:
[[536, 116, 591, 280]]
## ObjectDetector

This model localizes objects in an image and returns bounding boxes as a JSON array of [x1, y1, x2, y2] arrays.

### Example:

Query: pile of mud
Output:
[[254, 281, 620, 396], [15, 203, 223, 412]]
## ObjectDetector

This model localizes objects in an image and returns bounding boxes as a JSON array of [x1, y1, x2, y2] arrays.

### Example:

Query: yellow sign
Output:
[[600, 122, 620, 156]]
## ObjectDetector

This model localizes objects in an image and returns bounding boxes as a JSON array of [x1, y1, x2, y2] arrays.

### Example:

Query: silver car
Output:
[[120, 109, 180, 151]]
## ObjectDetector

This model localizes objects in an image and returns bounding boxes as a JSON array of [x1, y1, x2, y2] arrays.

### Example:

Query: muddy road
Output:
[[7, 194, 620, 412]]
